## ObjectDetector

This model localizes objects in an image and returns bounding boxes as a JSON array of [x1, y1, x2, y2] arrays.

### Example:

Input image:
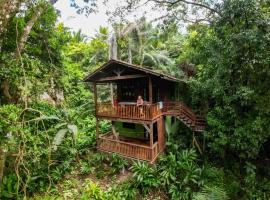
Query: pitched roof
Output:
[[83, 59, 184, 83]]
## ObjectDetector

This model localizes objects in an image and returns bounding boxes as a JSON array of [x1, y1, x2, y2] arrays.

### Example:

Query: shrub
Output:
[[130, 161, 160, 195], [106, 181, 137, 200], [157, 149, 202, 199], [81, 179, 105, 200], [109, 153, 128, 174]]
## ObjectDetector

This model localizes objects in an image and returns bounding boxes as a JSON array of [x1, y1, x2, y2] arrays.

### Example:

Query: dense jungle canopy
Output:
[[0, 0, 270, 199]]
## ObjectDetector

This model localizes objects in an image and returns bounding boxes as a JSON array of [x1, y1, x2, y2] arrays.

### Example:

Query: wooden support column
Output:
[[150, 123, 153, 148], [150, 123, 154, 161], [96, 118, 99, 145], [93, 82, 99, 144], [148, 76, 153, 104]]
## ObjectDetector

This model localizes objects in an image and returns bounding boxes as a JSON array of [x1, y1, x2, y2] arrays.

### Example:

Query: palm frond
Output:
[[52, 128, 68, 151]]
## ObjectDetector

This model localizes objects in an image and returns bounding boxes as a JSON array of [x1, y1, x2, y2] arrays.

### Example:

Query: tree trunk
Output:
[[109, 33, 117, 60], [0, 0, 22, 51], [16, 4, 45, 58], [0, 148, 6, 190], [0, 79, 11, 100], [14, 0, 60, 57], [128, 39, 132, 64]]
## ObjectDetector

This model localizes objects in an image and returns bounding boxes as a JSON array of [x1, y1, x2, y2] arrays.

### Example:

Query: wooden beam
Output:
[[143, 124, 151, 133], [112, 121, 119, 140], [113, 68, 125, 76], [97, 116, 152, 124], [97, 74, 146, 82], [148, 76, 153, 103]]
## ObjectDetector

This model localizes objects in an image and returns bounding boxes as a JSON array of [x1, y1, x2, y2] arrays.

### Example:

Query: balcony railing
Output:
[[96, 101, 206, 131], [98, 133, 159, 162], [96, 102, 162, 120], [162, 101, 206, 131]]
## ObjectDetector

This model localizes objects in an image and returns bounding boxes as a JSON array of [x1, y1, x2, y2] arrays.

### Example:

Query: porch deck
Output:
[[97, 133, 159, 163]]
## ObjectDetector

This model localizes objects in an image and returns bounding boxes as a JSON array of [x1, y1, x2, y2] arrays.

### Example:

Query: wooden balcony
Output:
[[96, 102, 162, 121], [97, 133, 159, 163], [96, 101, 206, 132]]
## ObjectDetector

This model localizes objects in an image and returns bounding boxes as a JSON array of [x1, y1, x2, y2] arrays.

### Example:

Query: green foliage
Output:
[[86, 152, 129, 178], [187, 0, 270, 159], [113, 18, 184, 78], [52, 123, 78, 151], [193, 185, 228, 200], [0, 173, 18, 199], [0, 102, 97, 198], [81, 179, 105, 200], [109, 153, 128, 174], [0, 105, 21, 149], [106, 181, 138, 200], [158, 149, 202, 200], [79, 160, 94, 174], [130, 161, 160, 195], [241, 162, 270, 199], [165, 116, 180, 143], [1, 0, 270, 199]]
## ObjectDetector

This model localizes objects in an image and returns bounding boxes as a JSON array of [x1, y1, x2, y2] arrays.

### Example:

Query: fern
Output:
[[193, 185, 228, 200]]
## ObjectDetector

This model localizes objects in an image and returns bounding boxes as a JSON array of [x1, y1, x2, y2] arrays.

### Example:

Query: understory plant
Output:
[[106, 180, 138, 200], [157, 149, 202, 199], [81, 179, 105, 200], [0, 102, 98, 199], [130, 161, 160, 195]]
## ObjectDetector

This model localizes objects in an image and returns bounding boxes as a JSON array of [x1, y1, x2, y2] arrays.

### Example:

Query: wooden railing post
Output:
[[96, 118, 99, 145]]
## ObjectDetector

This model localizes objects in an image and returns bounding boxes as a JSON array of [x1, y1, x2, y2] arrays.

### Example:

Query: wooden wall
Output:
[[116, 77, 177, 103]]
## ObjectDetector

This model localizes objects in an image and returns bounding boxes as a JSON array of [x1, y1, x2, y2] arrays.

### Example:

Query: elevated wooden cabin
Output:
[[84, 59, 205, 163]]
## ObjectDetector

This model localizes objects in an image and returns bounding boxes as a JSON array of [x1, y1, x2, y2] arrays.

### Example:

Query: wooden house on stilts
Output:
[[84, 59, 206, 163]]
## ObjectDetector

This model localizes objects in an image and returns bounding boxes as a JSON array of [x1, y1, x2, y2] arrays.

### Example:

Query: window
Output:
[[121, 84, 135, 101]]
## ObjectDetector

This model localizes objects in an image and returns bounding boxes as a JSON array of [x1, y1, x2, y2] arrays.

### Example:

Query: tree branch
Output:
[[16, 4, 45, 58], [150, 0, 221, 16], [0, 0, 22, 51], [15, 0, 60, 58]]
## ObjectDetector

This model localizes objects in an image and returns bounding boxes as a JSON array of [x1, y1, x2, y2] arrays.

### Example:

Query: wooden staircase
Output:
[[163, 102, 206, 132]]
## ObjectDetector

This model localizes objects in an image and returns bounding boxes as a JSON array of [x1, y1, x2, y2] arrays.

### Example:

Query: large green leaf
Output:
[[52, 128, 68, 151]]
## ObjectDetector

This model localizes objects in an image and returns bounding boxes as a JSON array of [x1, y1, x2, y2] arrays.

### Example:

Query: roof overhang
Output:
[[83, 59, 184, 83]]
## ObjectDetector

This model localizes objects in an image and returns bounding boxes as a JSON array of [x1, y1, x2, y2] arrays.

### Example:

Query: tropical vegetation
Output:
[[0, 0, 270, 199]]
